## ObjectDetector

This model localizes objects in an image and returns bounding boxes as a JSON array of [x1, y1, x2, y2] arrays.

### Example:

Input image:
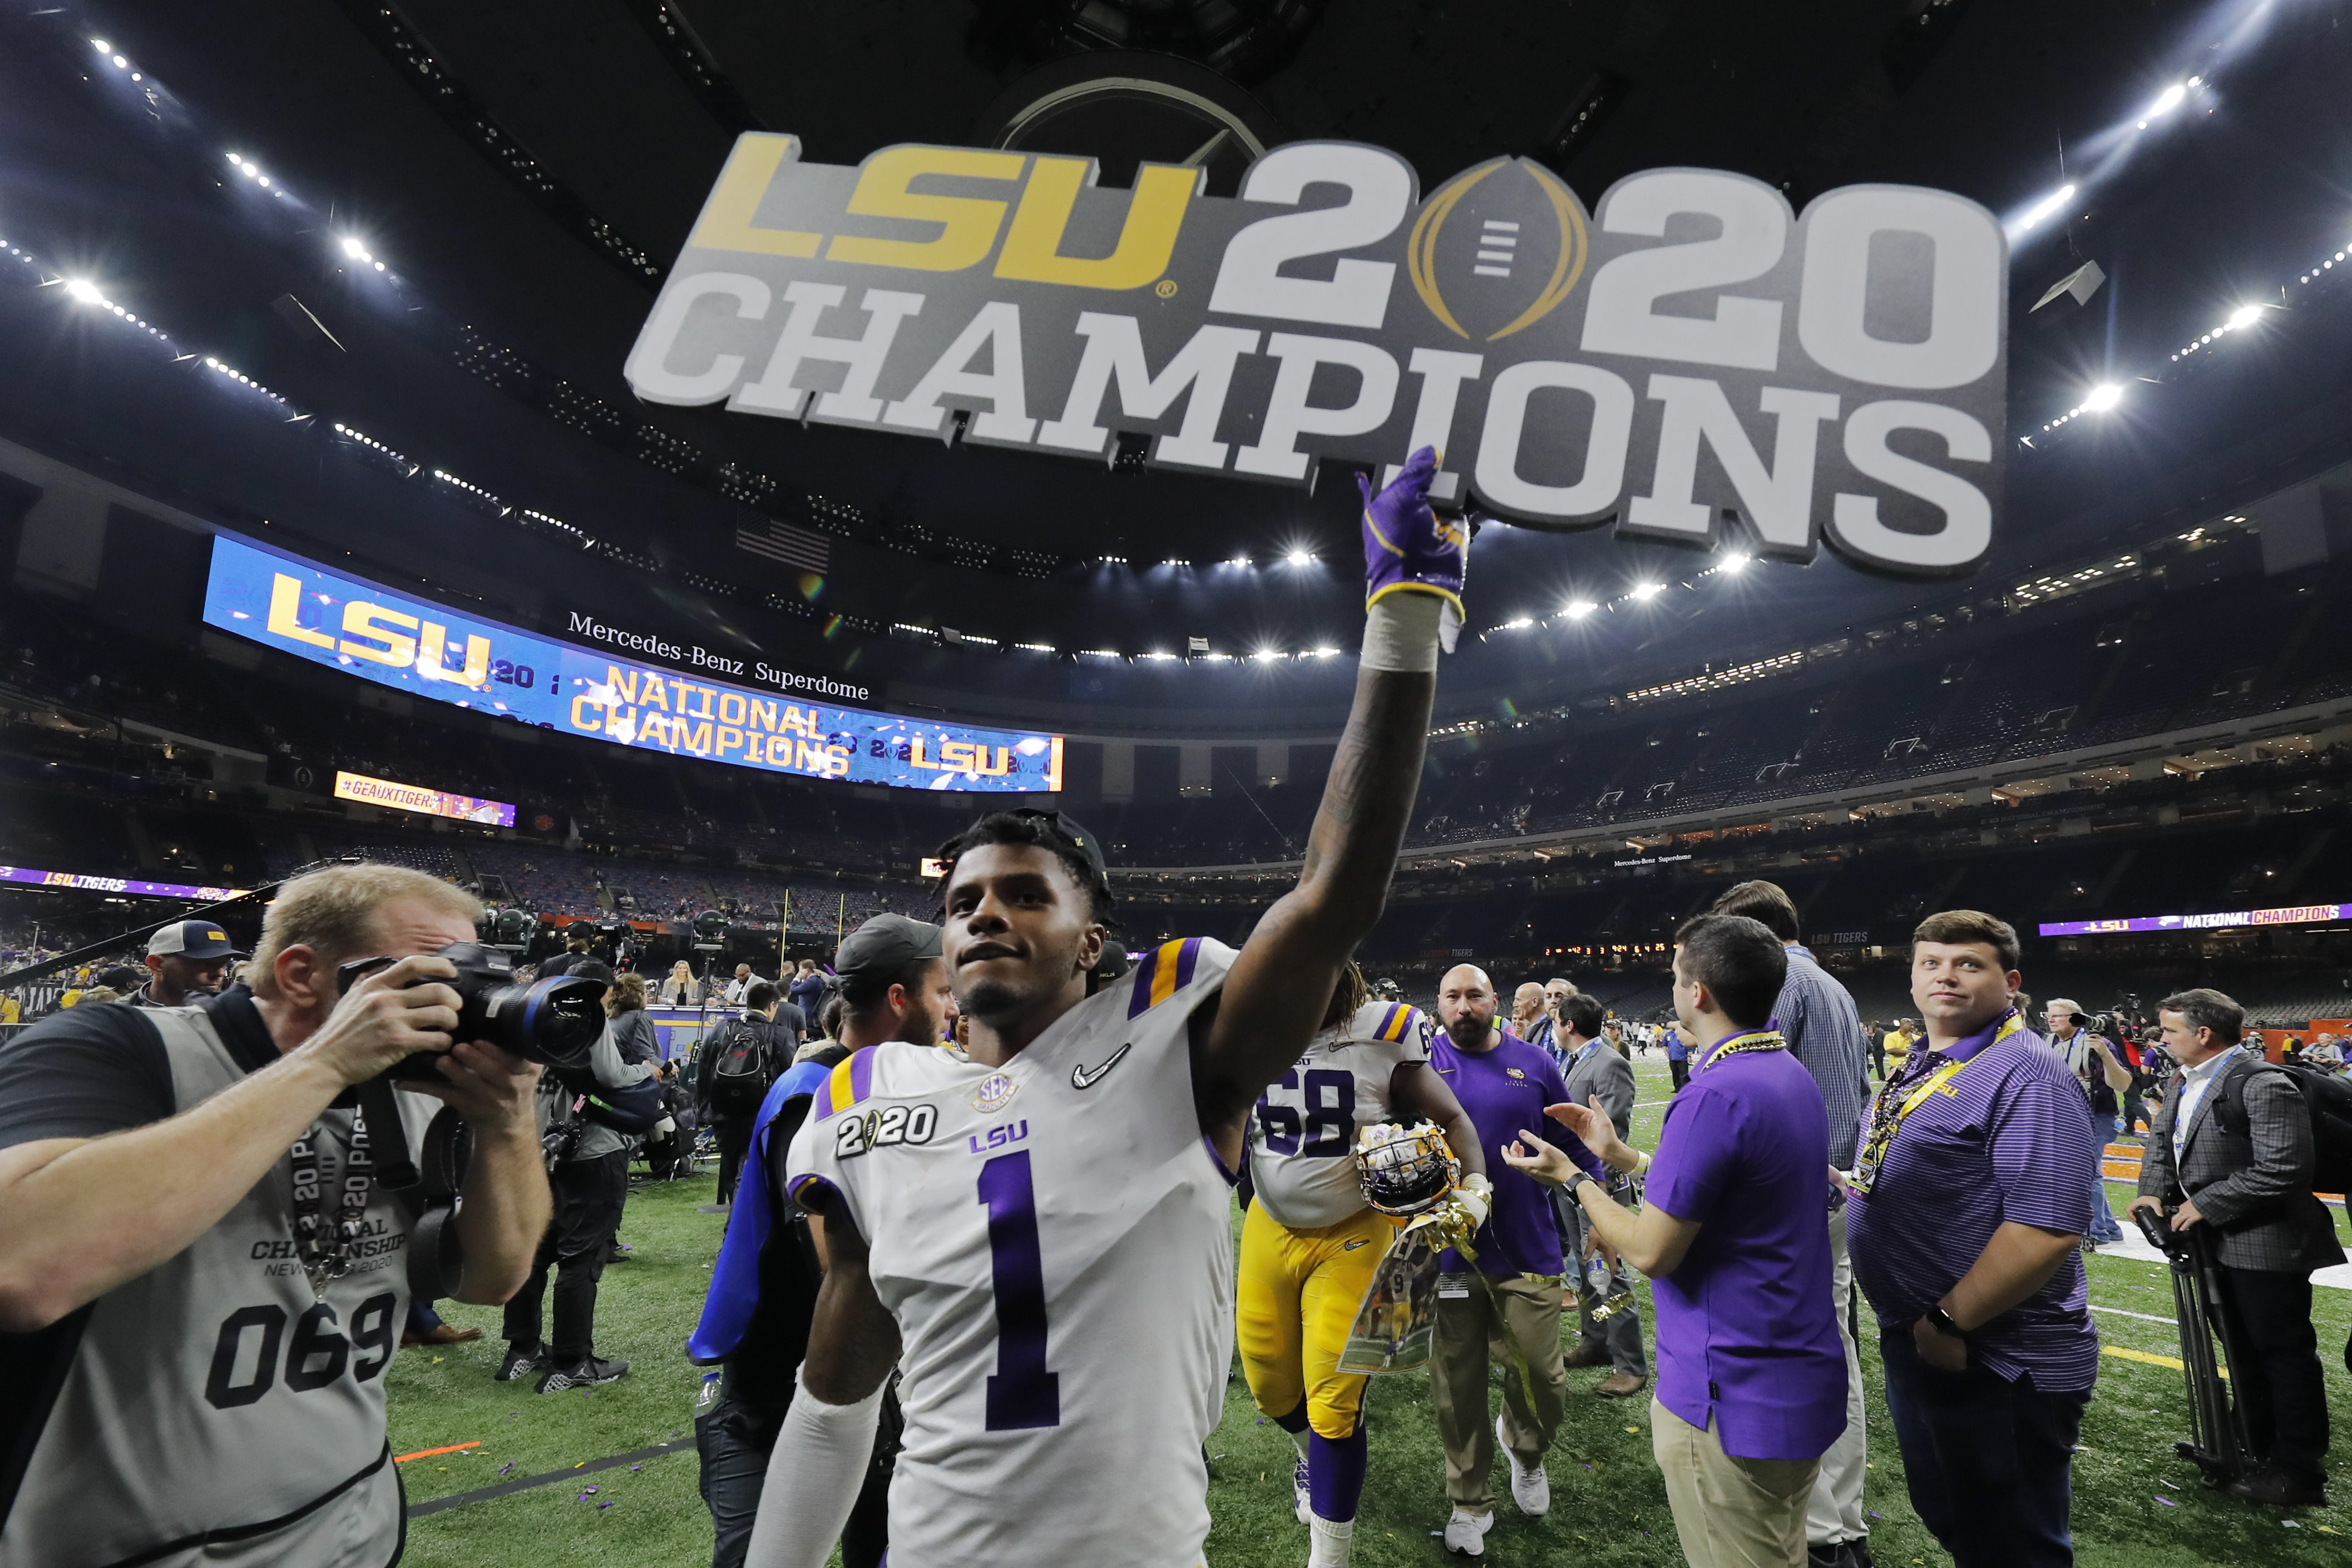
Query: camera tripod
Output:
[[2131, 1204, 2255, 1487]]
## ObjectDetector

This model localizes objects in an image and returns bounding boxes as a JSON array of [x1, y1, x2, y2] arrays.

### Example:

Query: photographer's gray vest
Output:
[[0, 1007, 434, 1568]]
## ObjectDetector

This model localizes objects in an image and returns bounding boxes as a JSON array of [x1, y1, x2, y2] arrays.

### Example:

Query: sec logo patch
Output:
[[972, 1071, 1019, 1112], [1406, 157, 1589, 343]]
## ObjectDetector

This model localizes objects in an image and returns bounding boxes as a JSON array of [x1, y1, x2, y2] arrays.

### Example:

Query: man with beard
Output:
[[1426, 964, 1573, 1555], [129, 921, 240, 1009], [743, 449, 1466, 1568]]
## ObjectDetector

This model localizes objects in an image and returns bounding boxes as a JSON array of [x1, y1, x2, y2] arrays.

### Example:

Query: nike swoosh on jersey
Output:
[[1342, 1239, 1371, 1250], [1071, 1041, 1133, 1090]]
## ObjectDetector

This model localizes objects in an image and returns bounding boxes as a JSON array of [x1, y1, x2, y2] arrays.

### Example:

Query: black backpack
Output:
[[2215, 1058, 2352, 1196], [708, 1020, 776, 1112]]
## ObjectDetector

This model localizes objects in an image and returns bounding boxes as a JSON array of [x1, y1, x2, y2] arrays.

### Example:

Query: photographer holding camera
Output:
[[0, 863, 551, 1566]]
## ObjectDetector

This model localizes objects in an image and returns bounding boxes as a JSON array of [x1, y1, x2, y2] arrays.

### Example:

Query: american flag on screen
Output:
[[735, 518, 831, 573]]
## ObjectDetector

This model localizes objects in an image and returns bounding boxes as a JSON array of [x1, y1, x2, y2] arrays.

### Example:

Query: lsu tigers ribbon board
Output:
[[629, 135, 2008, 578]]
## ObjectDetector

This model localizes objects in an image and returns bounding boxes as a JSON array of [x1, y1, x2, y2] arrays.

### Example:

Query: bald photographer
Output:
[[0, 864, 552, 1566]]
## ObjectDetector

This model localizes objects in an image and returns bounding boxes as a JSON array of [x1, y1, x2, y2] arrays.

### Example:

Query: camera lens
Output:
[[520, 976, 606, 1067]]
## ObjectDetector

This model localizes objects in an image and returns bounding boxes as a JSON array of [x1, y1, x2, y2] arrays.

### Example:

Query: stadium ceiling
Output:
[[4, 0, 2351, 726]]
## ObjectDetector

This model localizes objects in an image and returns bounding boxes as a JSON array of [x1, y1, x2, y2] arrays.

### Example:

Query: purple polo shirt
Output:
[[1643, 1033, 1847, 1461], [1430, 1027, 1571, 1277], [1847, 1012, 2098, 1391]]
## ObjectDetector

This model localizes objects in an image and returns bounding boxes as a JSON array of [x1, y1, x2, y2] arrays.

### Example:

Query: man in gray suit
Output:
[[2131, 987, 2344, 1508], [1551, 990, 1649, 1398]]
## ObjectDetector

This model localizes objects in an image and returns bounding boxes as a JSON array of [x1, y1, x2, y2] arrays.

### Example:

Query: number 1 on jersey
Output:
[[977, 1151, 1061, 1431]]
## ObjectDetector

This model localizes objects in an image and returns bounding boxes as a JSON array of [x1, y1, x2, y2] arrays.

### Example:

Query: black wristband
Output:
[[1923, 1303, 1968, 1341]]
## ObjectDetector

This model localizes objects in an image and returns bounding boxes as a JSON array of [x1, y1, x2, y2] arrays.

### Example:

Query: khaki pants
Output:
[[1652, 1399, 1819, 1568], [1805, 1202, 1868, 1547], [1429, 1273, 1567, 1511]]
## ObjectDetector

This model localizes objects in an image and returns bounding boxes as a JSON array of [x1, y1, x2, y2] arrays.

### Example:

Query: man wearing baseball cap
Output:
[[131, 920, 242, 1010], [688, 912, 956, 1568]]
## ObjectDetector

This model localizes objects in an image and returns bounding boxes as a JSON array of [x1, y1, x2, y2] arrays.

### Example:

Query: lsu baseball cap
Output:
[[834, 913, 944, 983], [147, 920, 241, 961]]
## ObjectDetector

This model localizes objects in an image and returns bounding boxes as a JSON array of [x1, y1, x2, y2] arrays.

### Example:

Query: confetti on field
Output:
[[1624, 1426, 1639, 1434], [582, 1485, 598, 1495], [597, 1502, 614, 1510], [1868, 1511, 1882, 1520], [2284, 1520, 2302, 1529], [2156, 1496, 2176, 1507], [630, 1465, 643, 1472], [498, 1463, 515, 1477]]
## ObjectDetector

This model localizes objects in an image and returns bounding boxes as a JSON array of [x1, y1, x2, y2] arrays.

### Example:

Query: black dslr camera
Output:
[[337, 941, 606, 1080]]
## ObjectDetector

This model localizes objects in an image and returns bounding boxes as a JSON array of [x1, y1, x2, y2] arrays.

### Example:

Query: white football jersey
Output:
[[1247, 1000, 1431, 1230], [785, 937, 1238, 1568]]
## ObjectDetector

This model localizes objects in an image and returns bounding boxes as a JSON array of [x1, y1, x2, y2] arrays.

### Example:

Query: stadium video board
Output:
[[2040, 903, 2349, 937], [334, 770, 518, 827], [202, 537, 1063, 793]]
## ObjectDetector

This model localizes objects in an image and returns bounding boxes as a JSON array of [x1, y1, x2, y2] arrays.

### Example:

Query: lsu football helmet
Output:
[[1354, 1120, 1460, 1216]]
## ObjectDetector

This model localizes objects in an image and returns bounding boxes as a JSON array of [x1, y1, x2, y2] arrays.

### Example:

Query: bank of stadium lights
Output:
[[1014, 641, 1055, 654], [222, 152, 286, 201], [520, 507, 588, 543], [1563, 600, 1598, 619], [1226, 554, 1251, 568], [431, 468, 505, 510], [55, 276, 171, 342], [1139, 650, 1179, 662], [1629, 582, 1664, 601], [1079, 647, 1121, 660], [200, 356, 290, 405], [331, 422, 412, 467], [1250, 648, 1286, 662], [338, 235, 389, 274], [2013, 183, 2078, 235], [1285, 549, 1315, 567], [89, 37, 144, 81]]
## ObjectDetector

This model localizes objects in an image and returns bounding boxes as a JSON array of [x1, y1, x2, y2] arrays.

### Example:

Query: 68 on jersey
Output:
[[833, 1100, 940, 1158], [1257, 1066, 1356, 1157]]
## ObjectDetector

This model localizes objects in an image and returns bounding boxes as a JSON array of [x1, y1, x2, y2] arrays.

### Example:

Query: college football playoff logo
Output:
[[1406, 156, 1589, 343]]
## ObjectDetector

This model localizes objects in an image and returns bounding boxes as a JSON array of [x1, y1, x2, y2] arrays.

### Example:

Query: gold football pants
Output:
[[1236, 1199, 1393, 1440]]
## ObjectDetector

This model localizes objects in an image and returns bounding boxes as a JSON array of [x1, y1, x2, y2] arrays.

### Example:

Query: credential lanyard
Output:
[[289, 1106, 376, 1299], [1850, 1011, 2022, 1196]]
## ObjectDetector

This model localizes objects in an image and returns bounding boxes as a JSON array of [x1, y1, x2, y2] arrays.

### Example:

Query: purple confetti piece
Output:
[[598, 1501, 614, 1510], [630, 1465, 643, 1472], [498, 1463, 515, 1477], [582, 1485, 598, 1495], [578, 1492, 592, 1502], [2156, 1496, 2176, 1507], [1867, 1511, 1882, 1520]]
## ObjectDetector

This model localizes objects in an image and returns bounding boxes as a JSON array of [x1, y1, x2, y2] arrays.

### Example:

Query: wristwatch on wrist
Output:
[[1923, 1303, 1968, 1341], [1566, 1170, 1601, 1202]]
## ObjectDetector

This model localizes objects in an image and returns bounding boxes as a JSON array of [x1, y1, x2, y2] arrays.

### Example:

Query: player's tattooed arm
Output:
[[1390, 1060, 1486, 1179], [796, 1195, 902, 1403]]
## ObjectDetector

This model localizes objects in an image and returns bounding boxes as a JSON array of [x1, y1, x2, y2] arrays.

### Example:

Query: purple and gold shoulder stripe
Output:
[[813, 1049, 878, 1120], [1127, 937, 1205, 1019]]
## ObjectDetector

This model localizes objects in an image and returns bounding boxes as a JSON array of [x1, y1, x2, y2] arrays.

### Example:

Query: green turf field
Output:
[[391, 1056, 2351, 1565]]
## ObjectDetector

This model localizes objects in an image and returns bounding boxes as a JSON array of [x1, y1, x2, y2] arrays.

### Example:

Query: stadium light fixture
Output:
[[1718, 552, 1751, 573], [64, 278, 101, 304], [1250, 647, 1284, 662], [2226, 303, 2265, 330], [1309, 646, 1340, 658], [2083, 382, 2124, 413], [1286, 548, 1314, 566], [1629, 582, 1663, 601], [1563, 600, 1597, 619], [1501, 616, 1534, 630], [1228, 554, 1251, 568], [2015, 183, 2077, 233], [2137, 82, 2188, 129]]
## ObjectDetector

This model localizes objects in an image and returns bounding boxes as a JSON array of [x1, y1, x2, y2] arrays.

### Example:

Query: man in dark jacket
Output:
[[2132, 987, 2345, 1507]]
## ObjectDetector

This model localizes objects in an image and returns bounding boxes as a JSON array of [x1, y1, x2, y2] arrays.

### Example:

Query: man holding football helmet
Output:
[[1239, 961, 1488, 1568]]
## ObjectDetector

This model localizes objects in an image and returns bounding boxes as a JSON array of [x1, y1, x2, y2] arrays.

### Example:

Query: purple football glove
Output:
[[1358, 446, 1467, 628]]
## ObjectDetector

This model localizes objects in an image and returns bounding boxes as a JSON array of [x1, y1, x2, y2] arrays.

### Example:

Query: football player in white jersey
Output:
[[1240, 961, 1486, 1566], [742, 448, 1473, 1568]]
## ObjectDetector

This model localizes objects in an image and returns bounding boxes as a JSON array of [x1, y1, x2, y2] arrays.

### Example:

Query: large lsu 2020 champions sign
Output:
[[628, 136, 2007, 577], [201, 536, 1063, 793]]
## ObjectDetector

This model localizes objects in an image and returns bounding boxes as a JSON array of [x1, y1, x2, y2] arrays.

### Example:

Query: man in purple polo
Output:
[[1425, 963, 1573, 1557], [1847, 910, 2096, 1568], [1507, 914, 1845, 1568]]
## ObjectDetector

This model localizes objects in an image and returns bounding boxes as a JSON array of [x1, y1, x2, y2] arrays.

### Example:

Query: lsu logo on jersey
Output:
[[834, 1101, 941, 1159]]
